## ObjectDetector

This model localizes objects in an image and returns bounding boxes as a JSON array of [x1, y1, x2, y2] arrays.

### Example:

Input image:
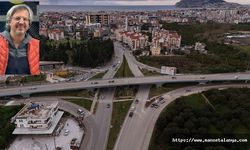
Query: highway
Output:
[[114, 83, 250, 150], [114, 85, 151, 150], [94, 88, 115, 150], [0, 73, 249, 97], [114, 42, 152, 150], [92, 41, 124, 150], [117, 42, 161, 73]]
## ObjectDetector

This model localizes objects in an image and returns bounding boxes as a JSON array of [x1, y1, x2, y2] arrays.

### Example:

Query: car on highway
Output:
[[171, 76, 176, 79], [159, 96, 164, 101], [108, 80, 114, 83], [106, 104, 111, 108], [129, 112, 133, 117], [134, 99, 139, 104], [200, 76, 206, 79], [158, 97, 165, 104], [130, 106, 136, 111], [91, 81, 98, 84], [28, 87, 37, 90], [159, 100, 166, 104], [77, 109, 85, 115]]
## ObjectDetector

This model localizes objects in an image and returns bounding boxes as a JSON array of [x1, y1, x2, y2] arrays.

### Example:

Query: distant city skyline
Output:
[[1, 0, 249, 5]]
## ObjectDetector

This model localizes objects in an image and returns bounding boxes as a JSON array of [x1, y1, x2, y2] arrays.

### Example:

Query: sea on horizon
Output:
[[38, 5, 178, 12]]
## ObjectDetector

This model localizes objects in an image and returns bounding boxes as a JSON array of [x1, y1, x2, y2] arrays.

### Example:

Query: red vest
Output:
[[0, 35, 40, 75]]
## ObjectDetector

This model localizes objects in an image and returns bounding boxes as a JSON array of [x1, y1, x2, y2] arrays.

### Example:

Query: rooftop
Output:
[[16, 101, 59, 120]]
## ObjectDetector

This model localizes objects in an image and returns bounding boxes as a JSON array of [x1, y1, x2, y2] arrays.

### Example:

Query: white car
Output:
[[130, 106, 136, 111], [64, 129, 70, 136]]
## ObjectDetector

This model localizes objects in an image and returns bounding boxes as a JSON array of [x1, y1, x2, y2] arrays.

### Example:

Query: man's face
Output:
[[9, 9, 30, 36]]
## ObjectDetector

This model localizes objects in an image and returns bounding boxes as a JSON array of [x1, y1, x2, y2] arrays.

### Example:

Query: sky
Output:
[[1, 0, 250, 5]]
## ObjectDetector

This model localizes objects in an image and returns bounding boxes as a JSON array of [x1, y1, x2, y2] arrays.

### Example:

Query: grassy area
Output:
[[149, 82, 198, 98], [140, 68, 162, 76], [184, 94, 206, 109], [63, 98, 92, 111], [114, 86, 138, 99], [107, 101, 133, 150], [138, 55, 212, 74], [114, 57, 134, 78], [237, 45, 250, 55], [0, 105, 23, 149], [90, 71, 107, 80], [32, 90, 94, 98]]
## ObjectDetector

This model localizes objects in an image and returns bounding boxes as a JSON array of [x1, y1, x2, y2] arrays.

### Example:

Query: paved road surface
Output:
[[1, 73, 249, 97], [115, 84, 250, 150]]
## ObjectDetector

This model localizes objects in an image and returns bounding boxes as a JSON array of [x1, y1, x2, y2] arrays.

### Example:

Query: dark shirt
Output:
[[1, 31, 31, 74]]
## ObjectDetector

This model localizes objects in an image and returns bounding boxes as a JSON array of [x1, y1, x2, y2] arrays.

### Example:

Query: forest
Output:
[[149, 88, 250, 149], [40, 37, 114, 68]]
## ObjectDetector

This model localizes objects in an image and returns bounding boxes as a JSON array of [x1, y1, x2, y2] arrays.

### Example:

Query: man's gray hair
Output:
[[5, 4, 34, 31]]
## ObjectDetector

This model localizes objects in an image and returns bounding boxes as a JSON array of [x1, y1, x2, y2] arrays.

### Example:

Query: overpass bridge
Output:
[[0, 73, 249, 97]]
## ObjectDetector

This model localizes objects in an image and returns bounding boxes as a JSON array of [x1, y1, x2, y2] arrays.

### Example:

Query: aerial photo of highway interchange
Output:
[[1, 0, 250, 150]]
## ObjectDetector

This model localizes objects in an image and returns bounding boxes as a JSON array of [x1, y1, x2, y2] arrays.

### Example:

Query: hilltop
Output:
[[175, 0, 241, 8]]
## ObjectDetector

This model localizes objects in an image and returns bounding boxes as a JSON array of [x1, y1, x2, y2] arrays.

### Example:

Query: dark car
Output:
[[71, 138, 77, 145], [108, 80, 114, 83], [129, 112, 133, 117], [106, 104, 111, 108]]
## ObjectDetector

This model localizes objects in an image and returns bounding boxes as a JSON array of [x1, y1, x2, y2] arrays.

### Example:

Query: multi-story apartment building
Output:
[[151, 29, 181, 55], [152, 29, 181, 49], [116, 30, 148, 50], [85, 14, 110, 26]]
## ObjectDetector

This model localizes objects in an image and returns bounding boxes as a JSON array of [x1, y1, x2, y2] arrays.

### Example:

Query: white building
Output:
[[48, 29, 65, 41], [12, 101, 63, 134], [161, 66, 176, 75]]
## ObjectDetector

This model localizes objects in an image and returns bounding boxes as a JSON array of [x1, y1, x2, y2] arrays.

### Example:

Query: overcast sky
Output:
[[3, 0, 250, 5]]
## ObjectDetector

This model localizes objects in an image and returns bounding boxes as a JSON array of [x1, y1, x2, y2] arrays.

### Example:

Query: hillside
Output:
[[175, 0, 240, 8]]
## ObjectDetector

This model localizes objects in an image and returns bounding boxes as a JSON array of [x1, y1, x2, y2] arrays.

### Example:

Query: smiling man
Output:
[[0, 4, 40, 75]]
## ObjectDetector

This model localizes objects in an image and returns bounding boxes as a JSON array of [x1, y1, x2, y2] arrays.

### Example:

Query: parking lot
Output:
[[8, 118, 84, 150]]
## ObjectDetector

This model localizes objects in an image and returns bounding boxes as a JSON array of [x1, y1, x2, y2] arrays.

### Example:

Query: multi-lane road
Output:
[[92, 41, 124, 150], [0, 73, 249, 97]]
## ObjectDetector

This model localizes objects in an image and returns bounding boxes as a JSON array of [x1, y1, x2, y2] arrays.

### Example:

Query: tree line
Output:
[[40, 37, 114, 68]]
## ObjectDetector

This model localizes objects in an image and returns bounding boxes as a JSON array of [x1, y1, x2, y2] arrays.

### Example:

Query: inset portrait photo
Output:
[[0, 1, 40, 75]]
